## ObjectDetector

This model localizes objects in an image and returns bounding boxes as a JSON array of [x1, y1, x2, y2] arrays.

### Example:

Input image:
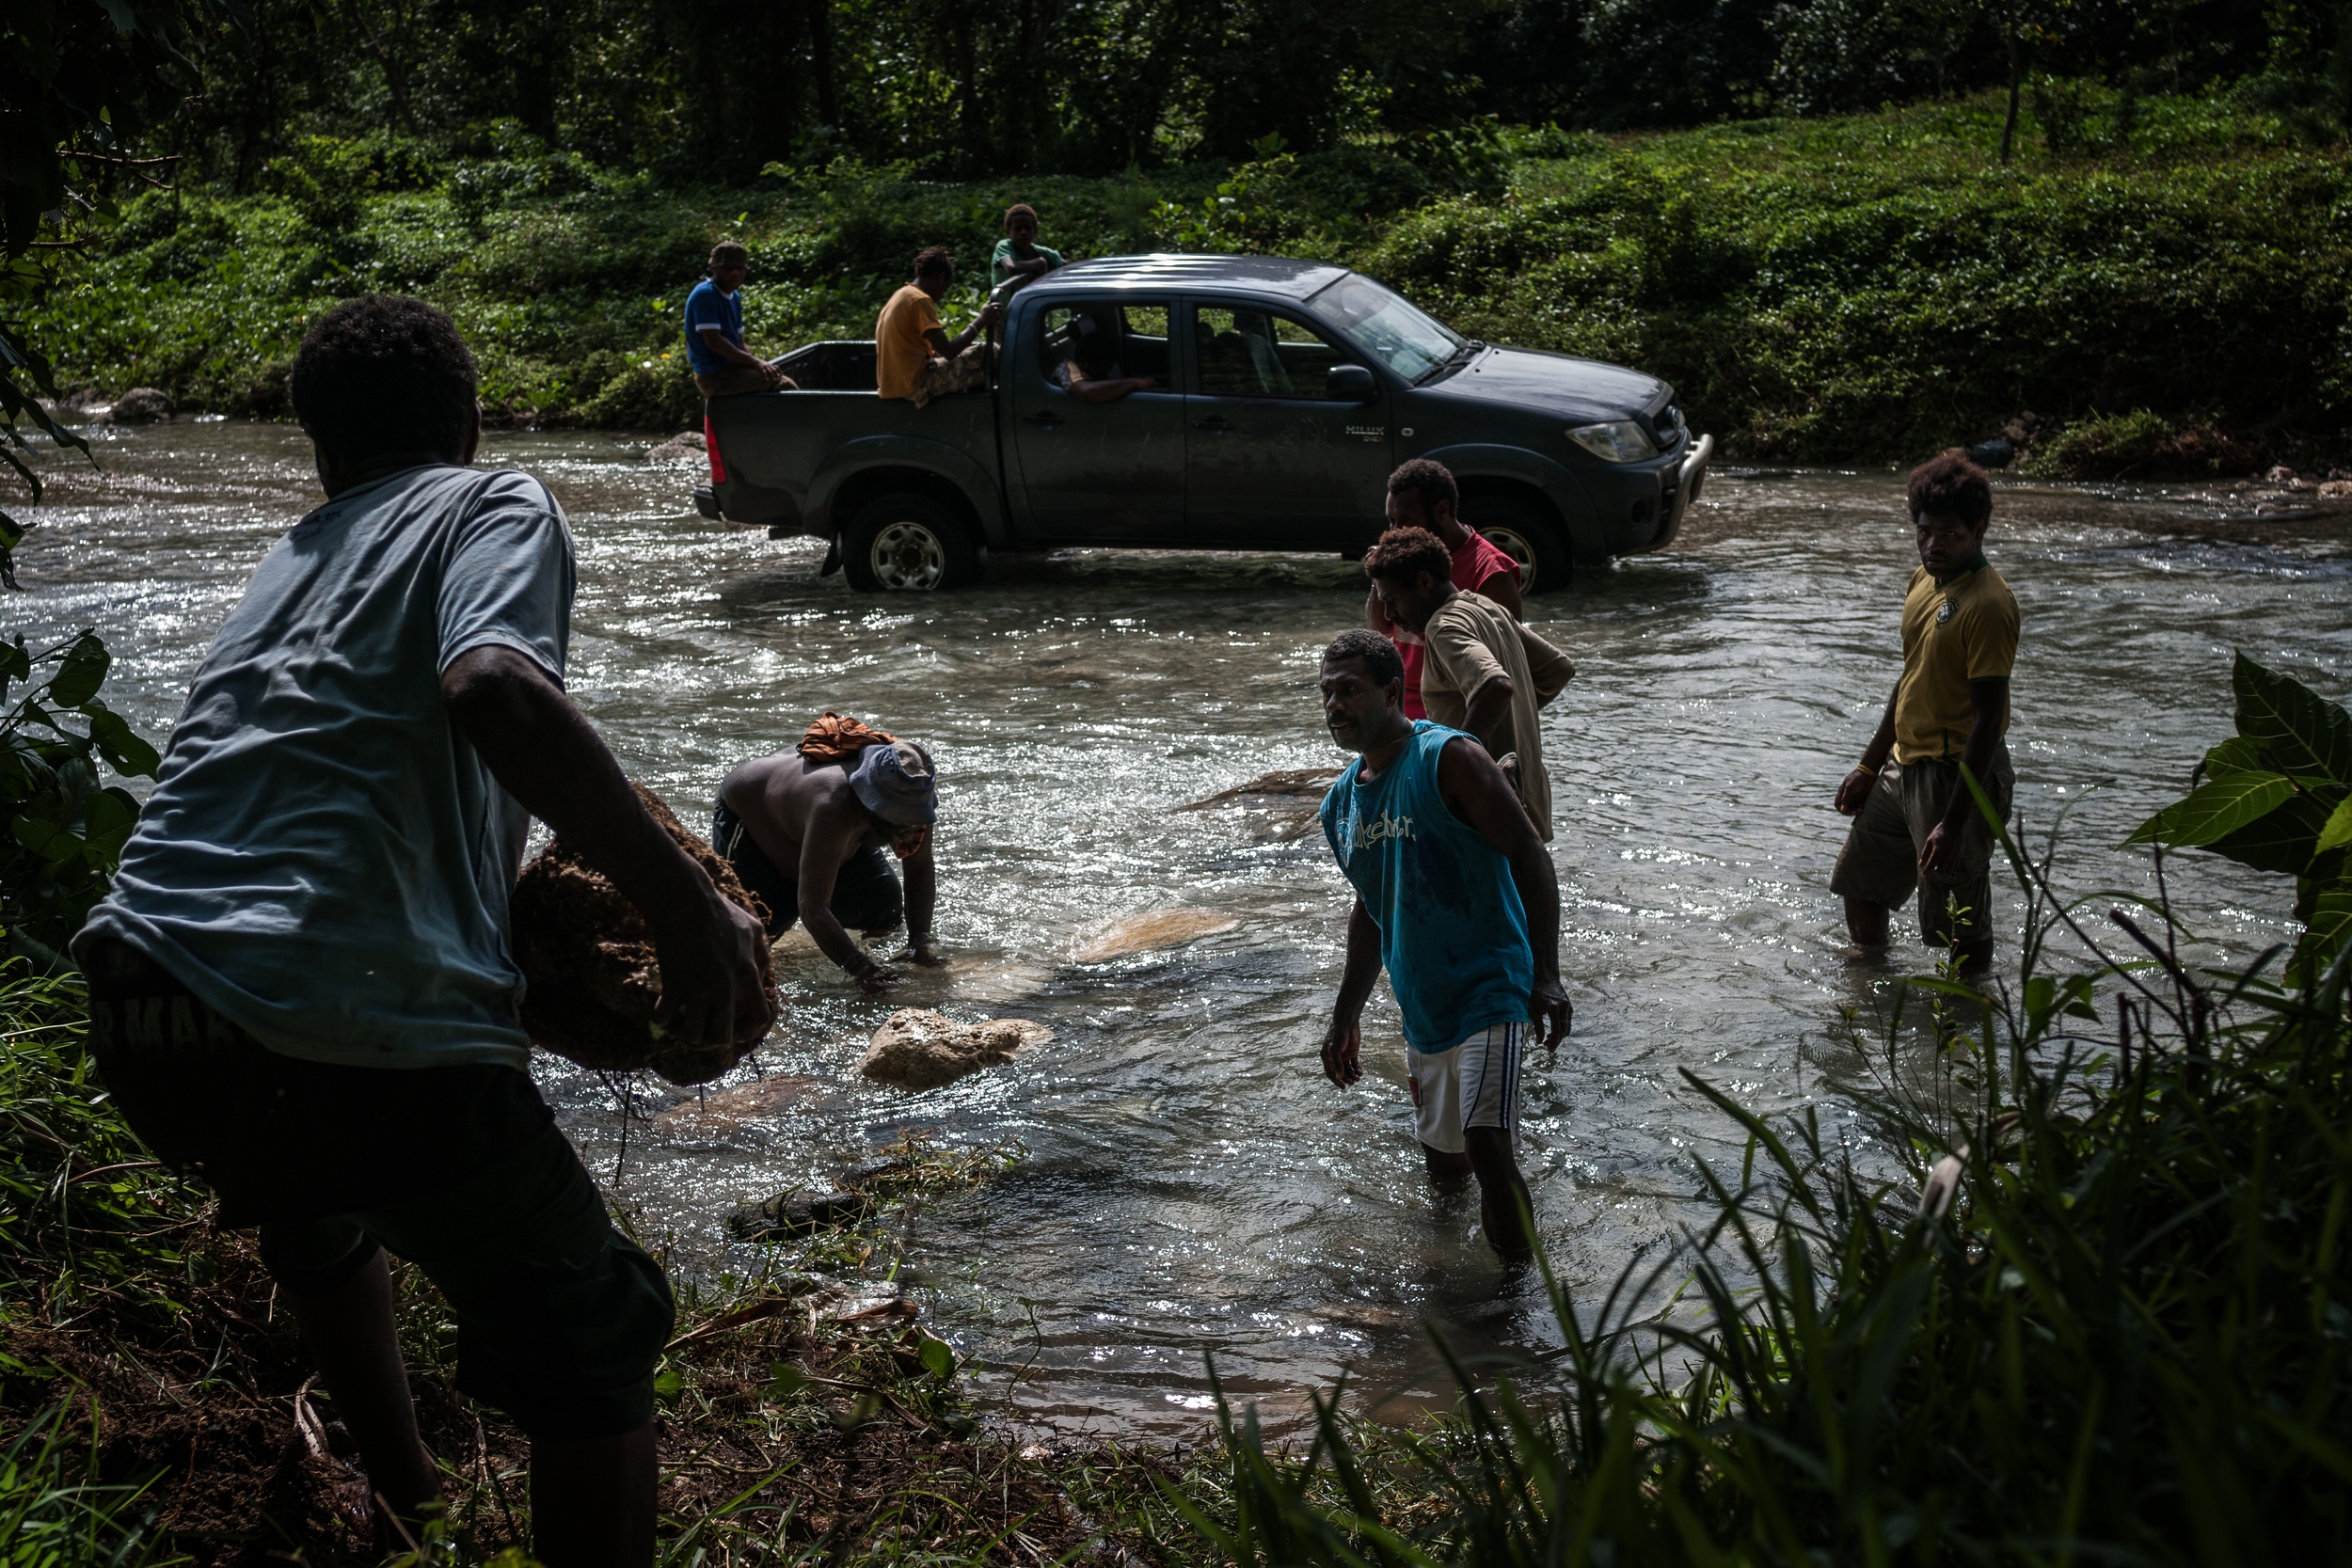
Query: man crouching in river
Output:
[[715, 717, 946, 992], [1314, 628, 1571, 1263]]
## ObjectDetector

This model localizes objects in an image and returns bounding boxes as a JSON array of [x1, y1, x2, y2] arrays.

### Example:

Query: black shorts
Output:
[[712, 801, 903, 938], [82, 937, 673, 1439]]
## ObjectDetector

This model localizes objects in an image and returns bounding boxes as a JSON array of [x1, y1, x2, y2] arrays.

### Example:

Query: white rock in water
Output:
[[855, 1008, 1052, 1090]]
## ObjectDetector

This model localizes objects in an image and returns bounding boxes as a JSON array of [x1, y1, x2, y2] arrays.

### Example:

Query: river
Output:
[[14, 420, 2350, 1434]]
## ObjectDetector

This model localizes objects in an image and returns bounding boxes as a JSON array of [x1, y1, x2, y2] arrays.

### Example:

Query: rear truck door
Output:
[[1182, 299, 1391, 548], [1007, 295, 1186, 543]]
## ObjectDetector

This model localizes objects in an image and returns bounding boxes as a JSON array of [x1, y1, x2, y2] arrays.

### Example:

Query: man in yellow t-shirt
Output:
[[875, 245, 999, 408], [1830, 450, 2021, 974]]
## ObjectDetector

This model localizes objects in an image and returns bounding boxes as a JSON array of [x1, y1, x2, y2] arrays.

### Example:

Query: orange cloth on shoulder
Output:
[[798, 711, 896, 763]]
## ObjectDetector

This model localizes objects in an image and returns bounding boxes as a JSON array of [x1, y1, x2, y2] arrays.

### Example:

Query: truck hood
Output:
[[1428, 345, 1668, 423]]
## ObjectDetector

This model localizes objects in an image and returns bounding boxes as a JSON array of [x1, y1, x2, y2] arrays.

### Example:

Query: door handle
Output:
[[1023, 410, 1063, 428], [1191, 418, 1229, 434]]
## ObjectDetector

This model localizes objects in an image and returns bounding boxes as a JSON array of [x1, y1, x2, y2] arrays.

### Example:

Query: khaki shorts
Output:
[[1406, 1022, 1523, 1154], [1830, 749, 2014, 949]]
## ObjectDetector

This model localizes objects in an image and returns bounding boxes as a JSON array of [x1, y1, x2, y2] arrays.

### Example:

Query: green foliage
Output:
[[0, 1405, 170, 1568], [0, 632, 161, 969], [1189, 770, 2352, 1560], [2129, 652, 2352, 983]]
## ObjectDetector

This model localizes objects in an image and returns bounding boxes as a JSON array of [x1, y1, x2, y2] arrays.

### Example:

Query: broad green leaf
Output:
[[46, 633, 111, 709], [2207, 793, 2337, 877], [2289, 879, 2352, 987], [2234, 651, 2352, 788], [79, 787, 138, 867], [2201, 736, 2269, 779], [918, 1335, 956, 1379], [12, 812, 84, 863], [2124, 771, 2296, 848], [85, 707, 161, 780], [2317, 795, 2352, 860]]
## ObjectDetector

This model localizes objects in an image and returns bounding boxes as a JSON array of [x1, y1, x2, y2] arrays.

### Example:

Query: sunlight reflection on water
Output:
[[17, 422, 2350, 1434]]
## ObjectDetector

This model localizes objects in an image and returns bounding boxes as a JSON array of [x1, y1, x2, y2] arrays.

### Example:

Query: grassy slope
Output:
[[26, 88, 2352, 466]]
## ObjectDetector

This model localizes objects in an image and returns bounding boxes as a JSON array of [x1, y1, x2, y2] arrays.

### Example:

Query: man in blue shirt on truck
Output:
[[684, 242, 791, 397], [1313, 626, 1573, 1264]]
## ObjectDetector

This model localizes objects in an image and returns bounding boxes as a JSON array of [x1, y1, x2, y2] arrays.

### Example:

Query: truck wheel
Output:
[[1466, 498, 1572, 594], [841, 494, 980, 593]]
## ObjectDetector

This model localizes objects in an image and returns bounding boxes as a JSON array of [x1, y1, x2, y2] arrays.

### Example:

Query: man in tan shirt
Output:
[[1363, 527, 1573, 839], [875, 245, 998, 407]]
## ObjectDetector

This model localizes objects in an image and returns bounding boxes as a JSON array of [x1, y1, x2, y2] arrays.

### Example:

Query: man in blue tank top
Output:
[[1314, 628, 1571, 1262]]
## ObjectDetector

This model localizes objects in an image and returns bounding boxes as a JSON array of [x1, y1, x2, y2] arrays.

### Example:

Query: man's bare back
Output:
[[716, 745, 942, 992]]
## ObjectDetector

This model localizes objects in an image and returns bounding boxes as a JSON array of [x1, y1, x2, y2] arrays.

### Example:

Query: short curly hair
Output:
[[1387, 458, 1458, 516], [708, 241, 749, 270], [1003, 203, 1038, 230], [1323, 627, 1404, 690], [290, 294, 477, 468], [1908, 449, 1993, 529], [913, 245, 954, 280], [1362, 526, 1453, 587]]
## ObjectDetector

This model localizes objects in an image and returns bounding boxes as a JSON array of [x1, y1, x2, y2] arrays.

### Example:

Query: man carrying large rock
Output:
[[74, 293, 772, 1567], [715, 714, 947, 993]]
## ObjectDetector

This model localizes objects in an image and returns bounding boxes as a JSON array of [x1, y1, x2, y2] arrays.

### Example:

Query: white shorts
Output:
[[1406, 1022, 1523, 1154]]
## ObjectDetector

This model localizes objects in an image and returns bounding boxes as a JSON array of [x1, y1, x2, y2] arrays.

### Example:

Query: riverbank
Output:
[[27, 89, 2350, 471], [0, 969, 1204, 1566]]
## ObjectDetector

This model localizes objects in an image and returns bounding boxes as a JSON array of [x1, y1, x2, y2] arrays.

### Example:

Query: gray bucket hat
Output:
[[850, 739, 937, 825]]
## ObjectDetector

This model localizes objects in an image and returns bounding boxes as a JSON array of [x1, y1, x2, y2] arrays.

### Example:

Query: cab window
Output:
[[1192, 306, 1347, 398], [1036, 301, 1172, 388]]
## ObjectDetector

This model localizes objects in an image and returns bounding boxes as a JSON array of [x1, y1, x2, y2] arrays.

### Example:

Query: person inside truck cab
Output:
[[1050, 309, 1157, 404], [684, 242, 793, 398], [991, 204, 1063, 298], [876, 245, 1001, 409]]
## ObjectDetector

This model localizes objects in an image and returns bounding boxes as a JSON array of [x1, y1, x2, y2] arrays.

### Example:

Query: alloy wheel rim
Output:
[[1479, 526, 1536, 588], [870, 520, 946, 591]]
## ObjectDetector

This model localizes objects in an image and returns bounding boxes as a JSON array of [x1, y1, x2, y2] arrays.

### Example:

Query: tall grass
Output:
[[1188, 794, 2352, 1562]]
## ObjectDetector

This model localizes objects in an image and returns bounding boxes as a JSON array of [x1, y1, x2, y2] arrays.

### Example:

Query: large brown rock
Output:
[[855, 1008, 1051, 1091], [105, 388, 175, 424], [508, 784, 777, 1085]]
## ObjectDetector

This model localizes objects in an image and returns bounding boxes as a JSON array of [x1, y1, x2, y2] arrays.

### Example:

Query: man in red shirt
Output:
[[1366, 460, 1525, 720]]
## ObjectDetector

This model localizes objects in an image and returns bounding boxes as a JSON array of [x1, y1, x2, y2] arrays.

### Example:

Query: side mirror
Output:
[[1326, 364, 1379, 402]]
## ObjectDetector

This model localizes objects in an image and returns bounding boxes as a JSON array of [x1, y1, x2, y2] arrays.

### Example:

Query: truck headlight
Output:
[[1565, 420, 1659, 463]]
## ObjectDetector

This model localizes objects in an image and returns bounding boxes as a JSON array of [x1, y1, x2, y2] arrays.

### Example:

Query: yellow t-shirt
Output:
[[874, 285, 940, 401], [1893, 560, 2019, 764]]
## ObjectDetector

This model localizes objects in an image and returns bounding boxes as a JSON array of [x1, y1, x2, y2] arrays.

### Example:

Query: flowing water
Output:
[[16, 420, 2352, 1434]]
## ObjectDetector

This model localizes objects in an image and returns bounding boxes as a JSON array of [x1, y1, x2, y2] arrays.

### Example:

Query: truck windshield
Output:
[[1311, 275, 1466, 383]]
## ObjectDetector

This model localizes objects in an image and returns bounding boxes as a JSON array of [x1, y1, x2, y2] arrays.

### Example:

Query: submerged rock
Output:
[[1073, 908, 1242, 963], [726, 1188, 872, 1241], [646, 429, 707, 464], [106, 388, 175, 424], [508, 783, 777, 1085], [855, 1008, 1051, 1090], [654, 1072, 823, 1137]]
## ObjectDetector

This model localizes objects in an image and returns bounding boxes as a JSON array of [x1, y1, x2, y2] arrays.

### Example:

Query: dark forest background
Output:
[[91, 0, 2345, 188]]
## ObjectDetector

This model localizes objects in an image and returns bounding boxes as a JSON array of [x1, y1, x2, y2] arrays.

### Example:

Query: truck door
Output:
[[1008, 297, 1186, 543], [1183, 302, 1391, 547]]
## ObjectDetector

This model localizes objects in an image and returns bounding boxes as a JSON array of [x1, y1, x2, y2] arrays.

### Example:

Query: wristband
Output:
[[1851, 762, 1879, 778]]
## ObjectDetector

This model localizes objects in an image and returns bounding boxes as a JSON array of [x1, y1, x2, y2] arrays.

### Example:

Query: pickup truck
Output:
[[695, 254, 1712, 594]]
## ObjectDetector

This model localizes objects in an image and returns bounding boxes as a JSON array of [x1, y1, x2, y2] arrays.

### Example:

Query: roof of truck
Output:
[[1037, 254, 1351, 298]]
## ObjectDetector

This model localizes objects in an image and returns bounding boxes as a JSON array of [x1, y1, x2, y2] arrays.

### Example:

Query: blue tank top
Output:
[[1319, 721, 1534, 1052]]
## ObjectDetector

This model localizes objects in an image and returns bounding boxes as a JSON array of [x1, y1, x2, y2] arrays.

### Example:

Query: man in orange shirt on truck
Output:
[[875, 245, 1000, 408]]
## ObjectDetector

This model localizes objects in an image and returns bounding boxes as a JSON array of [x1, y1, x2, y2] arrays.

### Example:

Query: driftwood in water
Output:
[[508, 783, 777, 1085]]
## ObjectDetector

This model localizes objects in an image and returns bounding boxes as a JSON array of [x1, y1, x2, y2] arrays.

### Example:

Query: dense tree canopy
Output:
[[98, 0, 2341, 191]]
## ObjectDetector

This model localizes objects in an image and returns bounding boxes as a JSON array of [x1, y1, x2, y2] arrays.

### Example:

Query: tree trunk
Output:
[[946, 5, 991, 170], [341, 0, 419, 135], [807, 0, 839, 131], [1999, 29, 2022, 164]]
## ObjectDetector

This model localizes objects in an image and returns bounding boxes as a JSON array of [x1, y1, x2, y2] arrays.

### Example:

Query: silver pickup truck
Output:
[[697, 254, 1712, 593]]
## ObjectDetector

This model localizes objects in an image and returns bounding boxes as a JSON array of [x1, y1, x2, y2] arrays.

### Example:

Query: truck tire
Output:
[[1465, 497, 1571, 595], [840, 493, 981, 593]]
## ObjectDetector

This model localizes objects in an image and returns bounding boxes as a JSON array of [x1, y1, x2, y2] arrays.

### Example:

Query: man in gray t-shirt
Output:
[[73, 295, 769, 1567]]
